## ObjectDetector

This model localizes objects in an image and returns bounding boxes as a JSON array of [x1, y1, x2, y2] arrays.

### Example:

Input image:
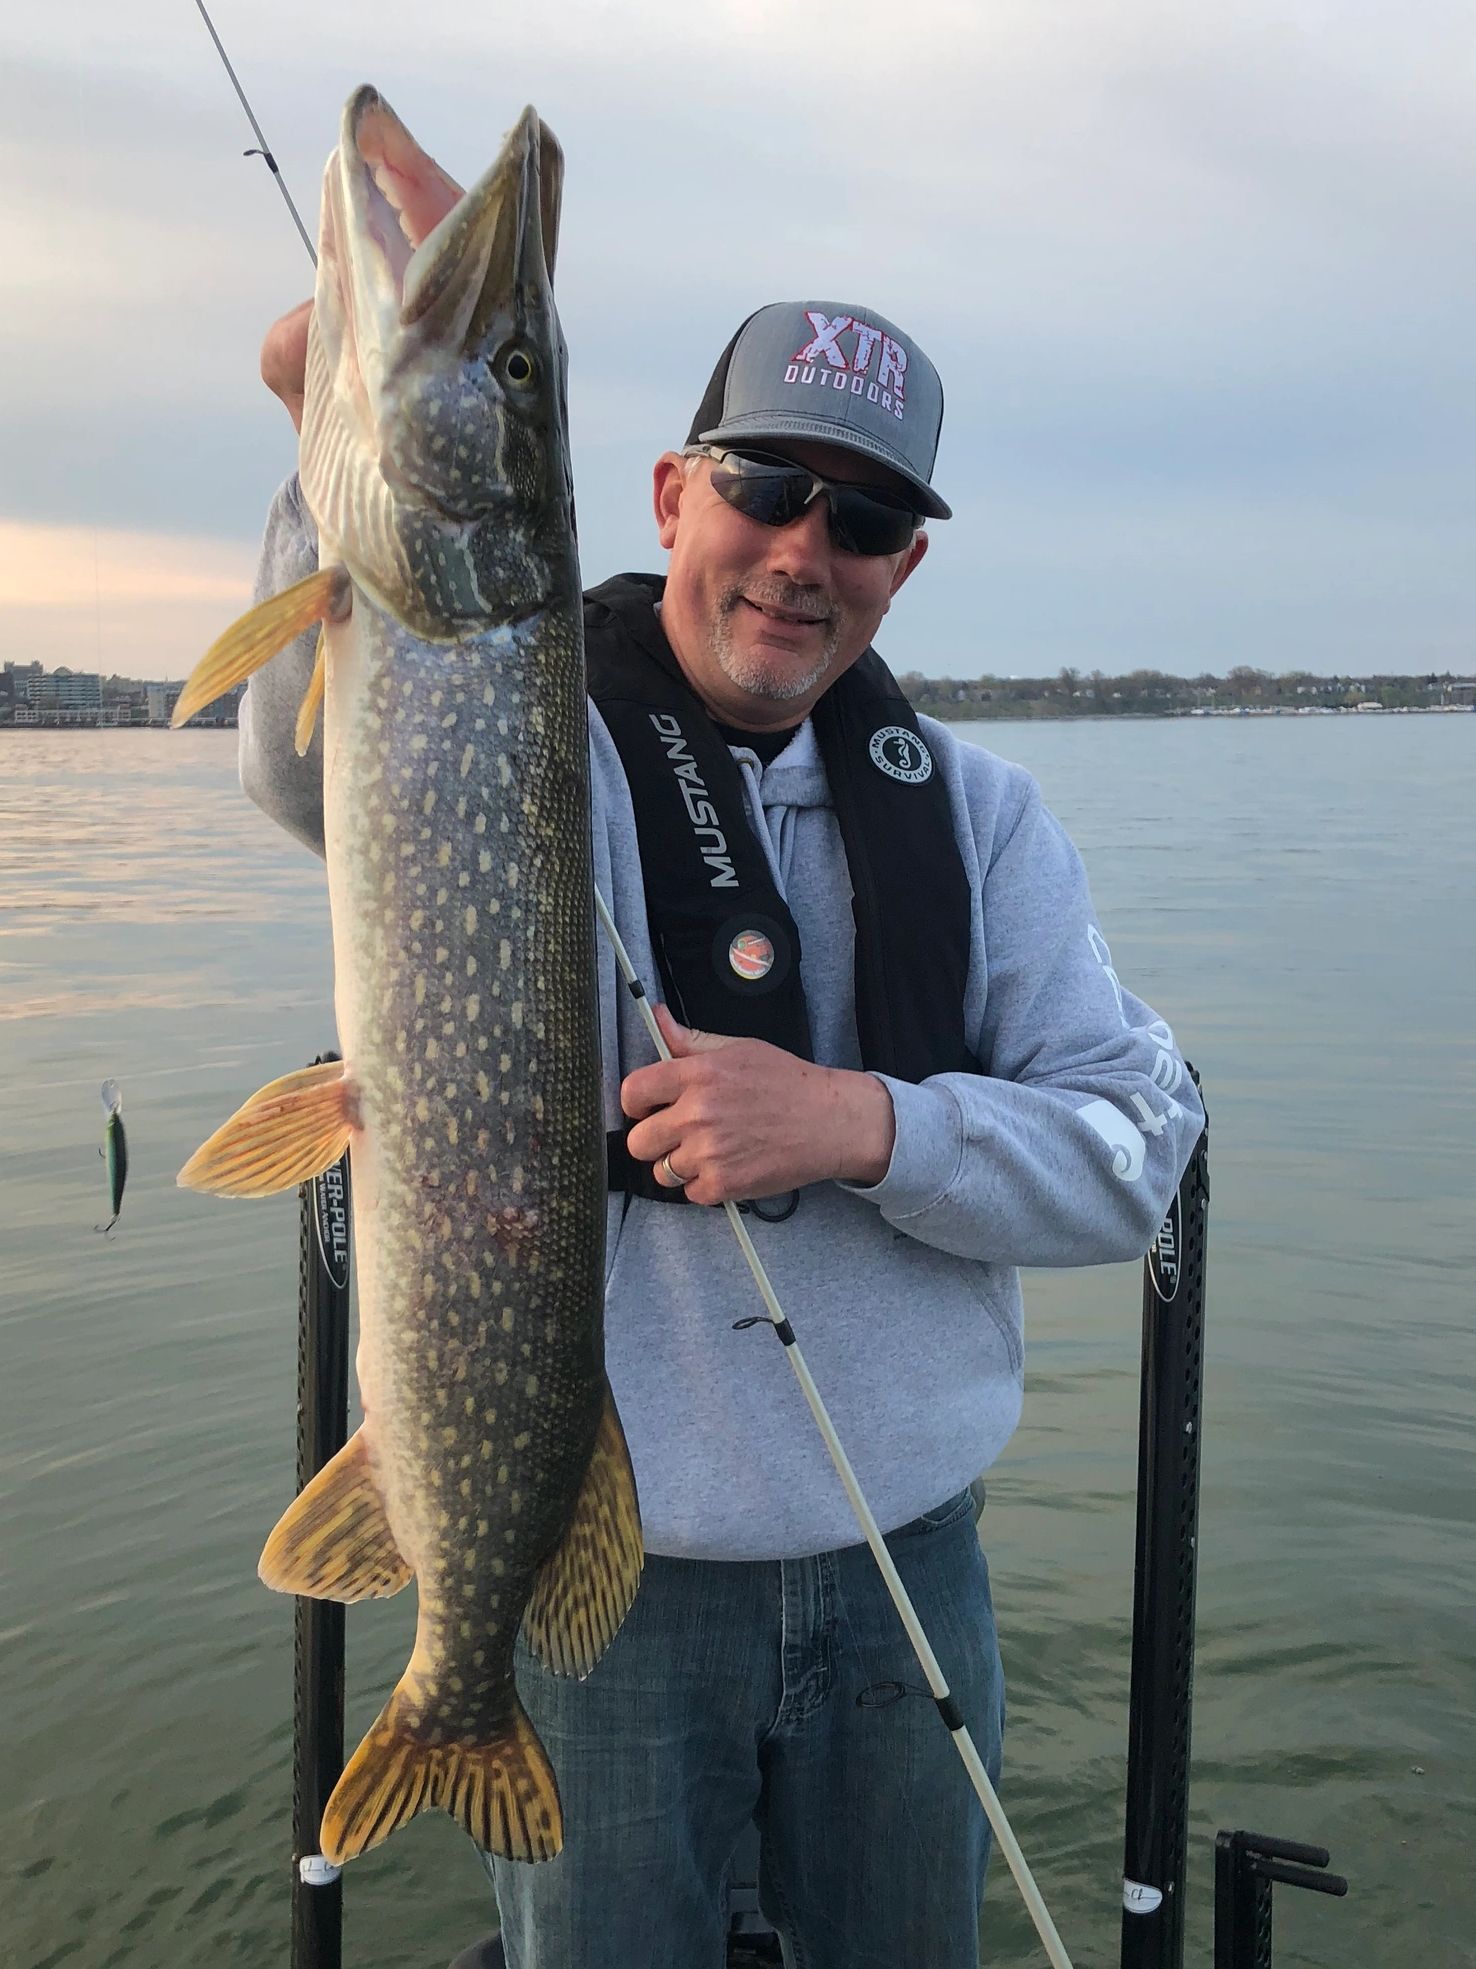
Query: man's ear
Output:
[[653, 453, 688, 550], [885, 527, 929, 605]]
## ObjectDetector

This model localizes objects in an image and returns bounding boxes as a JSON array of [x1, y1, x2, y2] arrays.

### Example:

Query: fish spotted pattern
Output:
[[172, 87, 641, 1865]]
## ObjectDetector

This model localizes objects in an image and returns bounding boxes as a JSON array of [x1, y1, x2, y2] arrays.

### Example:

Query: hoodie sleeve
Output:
[[849, 762, 1204, 1268], [237, 474, 328, 859]]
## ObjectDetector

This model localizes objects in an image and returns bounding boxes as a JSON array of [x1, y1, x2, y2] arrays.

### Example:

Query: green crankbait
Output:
[[96, 1080, 127, 1235]]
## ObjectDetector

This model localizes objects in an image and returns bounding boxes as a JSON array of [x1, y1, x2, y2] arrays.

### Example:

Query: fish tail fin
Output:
[[320, 1685, 562, 1864], [170, 566, 350, 728]]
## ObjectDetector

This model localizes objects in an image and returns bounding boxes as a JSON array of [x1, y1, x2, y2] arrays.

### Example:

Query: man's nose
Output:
[[764, 496, 833, 585]]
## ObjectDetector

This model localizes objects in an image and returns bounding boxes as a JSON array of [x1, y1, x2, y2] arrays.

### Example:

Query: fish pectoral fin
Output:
[[321, 1687, 562, 1864], [171, 566, 351, 728], [294, 627, 328, 757], [177, 1060, 355, 1198], [259, 1428, 412, 1601], [522, 1379, 644, 1681]]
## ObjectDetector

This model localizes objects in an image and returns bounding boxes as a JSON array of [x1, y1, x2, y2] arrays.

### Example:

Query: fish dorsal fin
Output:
[[177, 1060, 355, 1198], [171, 566, 350, 728], [259, 1428, 412, 1602], [522, 1380, 643, 1680]]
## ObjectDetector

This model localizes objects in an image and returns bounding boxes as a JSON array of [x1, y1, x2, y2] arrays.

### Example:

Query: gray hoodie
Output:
[[241, 475, 1205, 1561]]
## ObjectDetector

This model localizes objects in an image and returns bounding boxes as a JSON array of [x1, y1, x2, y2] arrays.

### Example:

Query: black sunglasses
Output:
[[691, 446, 921, 557]]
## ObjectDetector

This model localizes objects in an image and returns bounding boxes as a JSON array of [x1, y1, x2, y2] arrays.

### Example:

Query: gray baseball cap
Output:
[[686, 301, 951, 520]]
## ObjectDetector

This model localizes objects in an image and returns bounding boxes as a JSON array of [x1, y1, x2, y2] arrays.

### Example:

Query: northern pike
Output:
[[171, 88, 640, 1864]]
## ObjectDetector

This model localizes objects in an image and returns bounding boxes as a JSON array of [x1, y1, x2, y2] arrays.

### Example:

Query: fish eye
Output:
[[502, 346, 538, 389]]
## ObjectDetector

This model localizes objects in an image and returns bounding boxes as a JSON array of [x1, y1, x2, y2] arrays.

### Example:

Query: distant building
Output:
[[173, 678, 243, 727], [146, 682, 180, 725], [2, 660, 41, 722], [27, 667, 103, 723], [100, 674, 148, 727]]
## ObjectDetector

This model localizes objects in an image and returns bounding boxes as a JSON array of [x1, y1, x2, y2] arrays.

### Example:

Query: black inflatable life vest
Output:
[[584, 573, 979, 1201]]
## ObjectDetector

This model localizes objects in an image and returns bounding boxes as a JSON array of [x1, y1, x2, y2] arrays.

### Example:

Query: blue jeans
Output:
[[483, 1489, 1005, 1969]]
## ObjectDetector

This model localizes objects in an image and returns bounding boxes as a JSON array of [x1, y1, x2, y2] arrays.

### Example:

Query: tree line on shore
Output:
[[895, 666, 1475, 720]]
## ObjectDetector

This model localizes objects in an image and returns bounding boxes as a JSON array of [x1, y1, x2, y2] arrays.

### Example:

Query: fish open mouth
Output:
[[349, 90, 466, 287], [318, 88, 563, 413], [301, 86, 571, 622]]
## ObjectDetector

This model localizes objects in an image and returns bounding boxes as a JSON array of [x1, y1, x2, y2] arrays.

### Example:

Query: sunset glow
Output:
[[0, 521, 256, 677]]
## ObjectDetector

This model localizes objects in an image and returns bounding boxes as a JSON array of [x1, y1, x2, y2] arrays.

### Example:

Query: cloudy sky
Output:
[[3, 0, 1472, 680]]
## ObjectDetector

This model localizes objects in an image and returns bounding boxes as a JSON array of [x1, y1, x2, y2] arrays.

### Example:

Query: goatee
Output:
[[710, 583, 840, 703]]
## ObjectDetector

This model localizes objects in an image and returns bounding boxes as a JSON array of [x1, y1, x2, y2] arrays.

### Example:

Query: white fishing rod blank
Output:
[[594, 887, 1076, 1969]]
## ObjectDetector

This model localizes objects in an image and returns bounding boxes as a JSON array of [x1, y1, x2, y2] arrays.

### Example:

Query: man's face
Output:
[[651, 438, 929, 731]]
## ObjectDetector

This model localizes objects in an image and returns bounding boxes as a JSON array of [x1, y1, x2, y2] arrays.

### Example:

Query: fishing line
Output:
[[93, 530, 103, 671], [595, 891, 1076, 1969], [193, 17, 1077, 1959], [193, 0, 317, 268]]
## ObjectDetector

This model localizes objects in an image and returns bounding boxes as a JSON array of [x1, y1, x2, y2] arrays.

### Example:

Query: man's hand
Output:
[[621, 1005, 896, 1206], [261, 298, 313, 432]]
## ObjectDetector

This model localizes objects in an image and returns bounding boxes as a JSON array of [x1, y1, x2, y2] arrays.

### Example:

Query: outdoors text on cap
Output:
[[784, 312, 908, 422]]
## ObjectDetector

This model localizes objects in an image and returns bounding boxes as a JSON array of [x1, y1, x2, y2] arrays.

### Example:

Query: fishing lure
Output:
[[96, 1080, 127, 1235]]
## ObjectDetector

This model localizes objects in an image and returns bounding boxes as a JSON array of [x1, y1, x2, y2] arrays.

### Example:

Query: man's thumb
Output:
[[654, 1003, 734, 1056]]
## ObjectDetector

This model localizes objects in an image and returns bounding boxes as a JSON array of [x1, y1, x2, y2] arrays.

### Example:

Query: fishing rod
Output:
[[194, 20, 1076, 1966], [192, 0, 317, 267]]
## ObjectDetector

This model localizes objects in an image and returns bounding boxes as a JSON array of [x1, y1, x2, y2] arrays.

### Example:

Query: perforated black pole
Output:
[[290, 1056, 352, 1969], [1214, 1831, 1347, 1969], [1120, 1072, 1208, 1969]]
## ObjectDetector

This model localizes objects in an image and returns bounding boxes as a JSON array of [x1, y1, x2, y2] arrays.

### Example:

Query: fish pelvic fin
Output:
[[259, 1428, 411, 1601], [320, 1688, 562, 1865], [177, 1060, 355, 1197], [294, 627, 328, 757], [170, 566, 350, 728], [522, 1378, 644, 1681]]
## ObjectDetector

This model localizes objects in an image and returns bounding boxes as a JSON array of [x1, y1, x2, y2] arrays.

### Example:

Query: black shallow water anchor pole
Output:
[[290, 1055, 352, 1969], [1119, 1070, 1209, 1969], [1213, 1832, 1348, 1969]]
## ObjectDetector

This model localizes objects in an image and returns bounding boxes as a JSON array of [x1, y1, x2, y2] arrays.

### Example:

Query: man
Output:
[[246, 296, 1204, 1967]]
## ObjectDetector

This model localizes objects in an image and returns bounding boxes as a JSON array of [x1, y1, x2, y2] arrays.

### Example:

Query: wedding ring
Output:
[[660, 1152, 691, 1187]]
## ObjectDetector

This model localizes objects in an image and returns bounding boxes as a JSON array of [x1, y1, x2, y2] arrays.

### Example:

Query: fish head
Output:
[[309, 89, 574, 638]]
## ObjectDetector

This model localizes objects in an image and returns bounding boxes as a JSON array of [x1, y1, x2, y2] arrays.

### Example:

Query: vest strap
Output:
[[606, 1126, 690, 1205]]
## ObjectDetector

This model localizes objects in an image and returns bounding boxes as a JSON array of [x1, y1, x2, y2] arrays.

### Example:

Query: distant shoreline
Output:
[[2, 704, 1472, 734], [931, 703, 1475, 723], [0, 722, 239, 732]]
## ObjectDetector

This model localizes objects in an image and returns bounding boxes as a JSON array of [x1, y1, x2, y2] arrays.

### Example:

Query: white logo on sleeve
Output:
[[1087, 925, 1127, 1022], [1078, 1099, 1147, 1182], [1082, 928, 1189, 1177], [1145, 1019, 1185, 1097]]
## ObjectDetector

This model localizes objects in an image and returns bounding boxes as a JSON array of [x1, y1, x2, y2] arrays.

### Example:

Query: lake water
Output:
[[1, 717, 1472, 1969]]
